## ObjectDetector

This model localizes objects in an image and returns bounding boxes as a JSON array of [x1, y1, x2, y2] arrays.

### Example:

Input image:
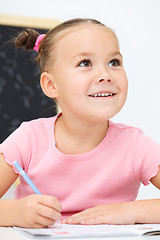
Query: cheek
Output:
[[65, 73, 88, 94], [124, 77, 128, 95], [56, 77, 82, 103], [122, 79, 128, 94], [121, 79, 128, 106], [119, 72, 128, 94]]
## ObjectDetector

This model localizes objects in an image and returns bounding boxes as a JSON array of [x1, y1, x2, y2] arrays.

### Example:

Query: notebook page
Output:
[[13, 223, 160, 238]]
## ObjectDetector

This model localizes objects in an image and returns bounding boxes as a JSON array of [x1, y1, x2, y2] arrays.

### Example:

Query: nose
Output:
[[96, 66, 113, 84], [99, 78, 112, 83]]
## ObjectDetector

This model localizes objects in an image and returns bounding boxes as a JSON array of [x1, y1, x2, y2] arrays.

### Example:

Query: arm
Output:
[[64, 169, 160, 225], [0, 154, 61, 228]]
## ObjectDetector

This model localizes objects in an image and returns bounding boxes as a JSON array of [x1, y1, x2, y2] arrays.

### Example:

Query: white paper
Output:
[[13, 223, 160, 238]]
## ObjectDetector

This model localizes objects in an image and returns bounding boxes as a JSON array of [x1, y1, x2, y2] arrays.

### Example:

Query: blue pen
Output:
[[13, 161, 41, 194], [13, 161, 61, 223]]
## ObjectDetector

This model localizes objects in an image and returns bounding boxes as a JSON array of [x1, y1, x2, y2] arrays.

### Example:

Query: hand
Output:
[[63, 202, 136, 225], [13, 194, 61, 228]]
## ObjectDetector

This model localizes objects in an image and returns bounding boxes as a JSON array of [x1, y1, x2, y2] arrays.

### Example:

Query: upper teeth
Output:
[[90, 93, 114, 97]]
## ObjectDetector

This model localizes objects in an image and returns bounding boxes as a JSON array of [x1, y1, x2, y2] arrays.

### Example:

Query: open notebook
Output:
[[13, 223, 160, 238]]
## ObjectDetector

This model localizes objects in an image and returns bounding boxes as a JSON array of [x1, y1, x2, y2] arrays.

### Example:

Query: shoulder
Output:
[[10, 115, 58, 145], [109, 120, 143, 137], [1, 116, 56, 146], [110, 121, 159, 147], [20, 115, 57, 133], [108, 121, 158, 151], [109, 121, 160, 159], [109, 120, 141, 130]]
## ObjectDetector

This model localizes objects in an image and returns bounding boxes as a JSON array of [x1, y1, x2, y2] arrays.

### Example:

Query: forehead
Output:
[[54, 25, 119, 57]]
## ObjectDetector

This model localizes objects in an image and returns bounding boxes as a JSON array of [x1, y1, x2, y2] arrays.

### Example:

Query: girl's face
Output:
[[49, 25, 128, 123]]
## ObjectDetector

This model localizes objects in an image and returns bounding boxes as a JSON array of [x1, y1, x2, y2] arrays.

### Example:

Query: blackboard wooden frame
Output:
[[0, 15, 60, 142], [0, 14, 60, 29]]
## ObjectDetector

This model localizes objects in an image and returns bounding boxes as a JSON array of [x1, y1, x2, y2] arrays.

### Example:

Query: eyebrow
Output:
[[71, 51, 123, 60], [109, 51, 123, 58], [71, 52, 94, 60]]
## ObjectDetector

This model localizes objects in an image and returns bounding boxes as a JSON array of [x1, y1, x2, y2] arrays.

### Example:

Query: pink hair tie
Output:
[[33, 34, 45, 52]]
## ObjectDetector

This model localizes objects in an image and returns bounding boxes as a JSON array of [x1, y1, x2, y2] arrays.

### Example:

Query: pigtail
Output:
[[14, 18, 117, 73], [15, 29, 40, 50]]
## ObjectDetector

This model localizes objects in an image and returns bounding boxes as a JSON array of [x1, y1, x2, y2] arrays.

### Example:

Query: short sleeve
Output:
[[0, 123, 30, 174], [133, 131, 160, 185]]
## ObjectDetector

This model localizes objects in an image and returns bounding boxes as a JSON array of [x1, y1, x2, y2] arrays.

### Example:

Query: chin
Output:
[[86, 113, 111, 123], [93, 110, 122, 123]]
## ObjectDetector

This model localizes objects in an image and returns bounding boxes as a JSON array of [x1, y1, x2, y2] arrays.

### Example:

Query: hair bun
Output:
[[15, 29, 40, 50]]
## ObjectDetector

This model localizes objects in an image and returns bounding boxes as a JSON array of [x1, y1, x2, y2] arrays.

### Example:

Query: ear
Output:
[[40, 72, 59, 99]]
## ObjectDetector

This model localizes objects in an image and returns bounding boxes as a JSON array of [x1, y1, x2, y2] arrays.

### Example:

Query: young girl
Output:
[[0, 18, 160, 229]]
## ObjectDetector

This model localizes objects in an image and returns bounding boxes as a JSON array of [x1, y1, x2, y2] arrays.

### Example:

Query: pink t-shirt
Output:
[[1, 114, 160, 218]]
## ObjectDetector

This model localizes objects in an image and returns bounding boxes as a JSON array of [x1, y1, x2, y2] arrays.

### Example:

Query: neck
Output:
[[54, 113, 109, 155]]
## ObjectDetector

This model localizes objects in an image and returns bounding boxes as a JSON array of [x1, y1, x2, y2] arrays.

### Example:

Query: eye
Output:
[[78, 59, 92, 67], [108, 59, 121, 67]]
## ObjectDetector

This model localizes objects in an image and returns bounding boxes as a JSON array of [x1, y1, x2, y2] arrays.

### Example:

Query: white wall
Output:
[[1, 0, 160, 200]]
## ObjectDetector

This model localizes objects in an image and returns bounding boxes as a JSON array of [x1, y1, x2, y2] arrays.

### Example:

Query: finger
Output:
[[66, 212, 105, 225], [79, 215, 105, 225], [65, 208, 97, 224], [38, 195, 61, 212], [64, 213, 85, 224], [37, 204, 61, 221], [65, 214, 88, 224], [21, 214, 55, 229], [35, 215, 56, 227], [29, 223, 47, 229], [68, 208, 93, 219]]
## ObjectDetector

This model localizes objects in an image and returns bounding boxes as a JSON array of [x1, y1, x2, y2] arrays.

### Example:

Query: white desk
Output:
[[1, 227, 160, 240]]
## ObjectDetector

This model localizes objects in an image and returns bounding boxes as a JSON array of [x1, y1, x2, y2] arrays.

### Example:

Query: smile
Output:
[[89, 92, 116, 97]]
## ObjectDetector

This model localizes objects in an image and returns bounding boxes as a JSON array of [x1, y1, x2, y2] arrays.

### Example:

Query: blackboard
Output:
[[0, 25, 57, 143]]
